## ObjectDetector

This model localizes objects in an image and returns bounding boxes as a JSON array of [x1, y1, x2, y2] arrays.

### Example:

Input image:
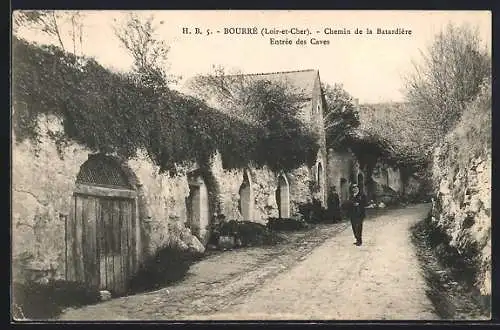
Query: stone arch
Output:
[[186, 170, 211, 245], [76, 154, 138, 189], [275, 173, 290, 219], [70, 153, 140, 296], [239, 169, 254, 220]]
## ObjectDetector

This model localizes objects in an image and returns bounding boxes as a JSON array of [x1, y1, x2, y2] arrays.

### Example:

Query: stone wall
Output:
[[387, 166, 402, 193], [326, 148, 356, 204], [403, 175, 421, 196], [371, 160, 389, 188], [431, 147, 491, 299], [363, 160, 404, 204], [209, 152, 279, 223], [12, 113, 318, 285], [12, 114, 94, 284], [11, 114, 204, 284]]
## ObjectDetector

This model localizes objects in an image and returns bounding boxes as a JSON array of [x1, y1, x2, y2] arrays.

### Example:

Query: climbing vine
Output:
[[12, 37, 319, 173]]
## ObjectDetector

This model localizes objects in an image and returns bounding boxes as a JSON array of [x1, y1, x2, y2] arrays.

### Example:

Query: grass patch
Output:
[[12, 280, 101, 320], [266, 217, 311, 231], [127, 246, 204, 294], [410, 214, 490, 319]]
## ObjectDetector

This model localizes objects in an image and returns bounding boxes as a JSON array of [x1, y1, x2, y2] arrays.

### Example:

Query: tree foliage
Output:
[[356, 102, 431, 173], [404, 23, 491, 142], [321, 83, 360, 149], [13, 10, 86, 57], [12, 37, 318, 174], [112, 13, 177, 89], [353, 23, 491, 175], [188, 67, 320, 170]]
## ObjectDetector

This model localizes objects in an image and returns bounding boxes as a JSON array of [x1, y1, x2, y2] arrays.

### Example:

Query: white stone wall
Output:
[[326, 148, 356, 204], [12, 114, 321, 284], [432, 147, 491, 297], [387, 166, 402, 193]]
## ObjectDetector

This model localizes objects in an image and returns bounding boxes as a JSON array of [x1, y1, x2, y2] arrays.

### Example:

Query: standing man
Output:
[[348, 184, 367, 246]]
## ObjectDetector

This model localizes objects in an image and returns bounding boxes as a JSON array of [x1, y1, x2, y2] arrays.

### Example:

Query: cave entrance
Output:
[[239, 170, 254, 220], [276, 173, 290, 219], [187, 173, 210, 244]]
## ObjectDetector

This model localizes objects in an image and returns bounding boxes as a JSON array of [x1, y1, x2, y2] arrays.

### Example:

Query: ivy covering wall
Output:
[[12, 37, 319, 173]]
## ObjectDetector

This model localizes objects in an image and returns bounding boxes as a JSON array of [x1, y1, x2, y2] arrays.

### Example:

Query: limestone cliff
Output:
[[430, 82, 491, 301]]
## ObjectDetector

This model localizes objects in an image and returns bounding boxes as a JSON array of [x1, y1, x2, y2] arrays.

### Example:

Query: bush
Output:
[[208, 220, 282, 249], [419, 216, 480, 287], [266, 217, 311, 231], [12, 280, 101, 320], [127, 246, 203, 294], [298, 200, 329, 223], [12, 36, 319, 173]]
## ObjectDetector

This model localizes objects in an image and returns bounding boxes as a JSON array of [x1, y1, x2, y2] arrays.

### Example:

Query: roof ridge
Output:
[[227, 69, 317, 77]]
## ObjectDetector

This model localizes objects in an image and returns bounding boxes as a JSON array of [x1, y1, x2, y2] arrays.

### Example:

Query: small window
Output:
[[317, 104, 321, 114], [76, 155, 132, 189]]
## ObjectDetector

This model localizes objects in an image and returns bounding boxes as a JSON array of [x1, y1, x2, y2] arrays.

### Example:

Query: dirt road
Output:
[[59, 204, 437, 321]]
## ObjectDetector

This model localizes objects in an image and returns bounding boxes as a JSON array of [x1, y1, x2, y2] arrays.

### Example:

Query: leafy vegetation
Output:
[[127, 245, 204, 294], [207, 219, 283, 249], [12, 36, 319, 173], [404, 23, 491, 145], [346, 23, 490, 189], [321, 83, 360, 149], [13, 10, 86, 57], [436, 78, 491, 176], [189, 67, 321, 170], [355, 102, 431, 173], [12, 280, 101, 320], [112, 12, 179, 89]]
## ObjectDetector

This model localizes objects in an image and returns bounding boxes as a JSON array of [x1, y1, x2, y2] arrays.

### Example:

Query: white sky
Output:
[[13, 10, 491, 104]]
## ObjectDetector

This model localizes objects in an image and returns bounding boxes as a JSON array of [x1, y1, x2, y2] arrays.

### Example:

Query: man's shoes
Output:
[[354, 241, 362, 246]]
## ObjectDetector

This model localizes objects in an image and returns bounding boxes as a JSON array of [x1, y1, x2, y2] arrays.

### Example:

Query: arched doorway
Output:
[[317, 162, 324, 204], [187, 172, 210, 245], [67, 154, 138, 296], [239, 170, 253, 220], [358, 173, 365, 194], [275, 173, 290, 219], [340, 177, 349, 203]]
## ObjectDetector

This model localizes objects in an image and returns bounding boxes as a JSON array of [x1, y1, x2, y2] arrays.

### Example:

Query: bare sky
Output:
[[14, 10, 491, 104]]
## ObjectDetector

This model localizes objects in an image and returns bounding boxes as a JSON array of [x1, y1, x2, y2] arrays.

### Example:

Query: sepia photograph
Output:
[[11, 10, 492, 321]]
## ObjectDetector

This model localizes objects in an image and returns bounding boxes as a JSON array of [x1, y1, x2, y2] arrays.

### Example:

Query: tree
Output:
[[321, 83, 360, 148], [404, 23, 491, 143], [112, 13, 177, 90], [187, 66, 319, 170], [357, 102, 431, 170], [13, 10, 86, 57]]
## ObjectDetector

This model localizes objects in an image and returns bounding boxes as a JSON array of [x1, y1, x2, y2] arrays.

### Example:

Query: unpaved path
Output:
[[59, 204, 436, 321], [182, 204, 437, 320]]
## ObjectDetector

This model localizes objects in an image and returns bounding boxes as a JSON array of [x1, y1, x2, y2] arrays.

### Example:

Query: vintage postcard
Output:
[[11, 10, 492, 321]]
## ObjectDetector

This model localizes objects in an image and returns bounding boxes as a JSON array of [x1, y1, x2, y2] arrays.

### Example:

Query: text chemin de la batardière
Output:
[[181, 26, 413, 46]]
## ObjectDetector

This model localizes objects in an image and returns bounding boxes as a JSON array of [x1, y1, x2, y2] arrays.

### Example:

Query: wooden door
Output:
[[66, 193, 136, 296]]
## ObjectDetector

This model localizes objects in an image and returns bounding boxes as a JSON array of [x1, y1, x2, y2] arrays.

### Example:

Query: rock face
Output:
[[430, 81, 491, 302], [431, 146, 491, 299]]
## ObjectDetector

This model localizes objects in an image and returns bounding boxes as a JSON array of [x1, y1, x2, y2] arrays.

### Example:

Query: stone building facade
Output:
[[12, 63, 411, 295], [11, 69, 329, 294]]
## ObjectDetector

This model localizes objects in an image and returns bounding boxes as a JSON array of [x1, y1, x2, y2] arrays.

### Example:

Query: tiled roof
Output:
[[226, 69, 318, 96]]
